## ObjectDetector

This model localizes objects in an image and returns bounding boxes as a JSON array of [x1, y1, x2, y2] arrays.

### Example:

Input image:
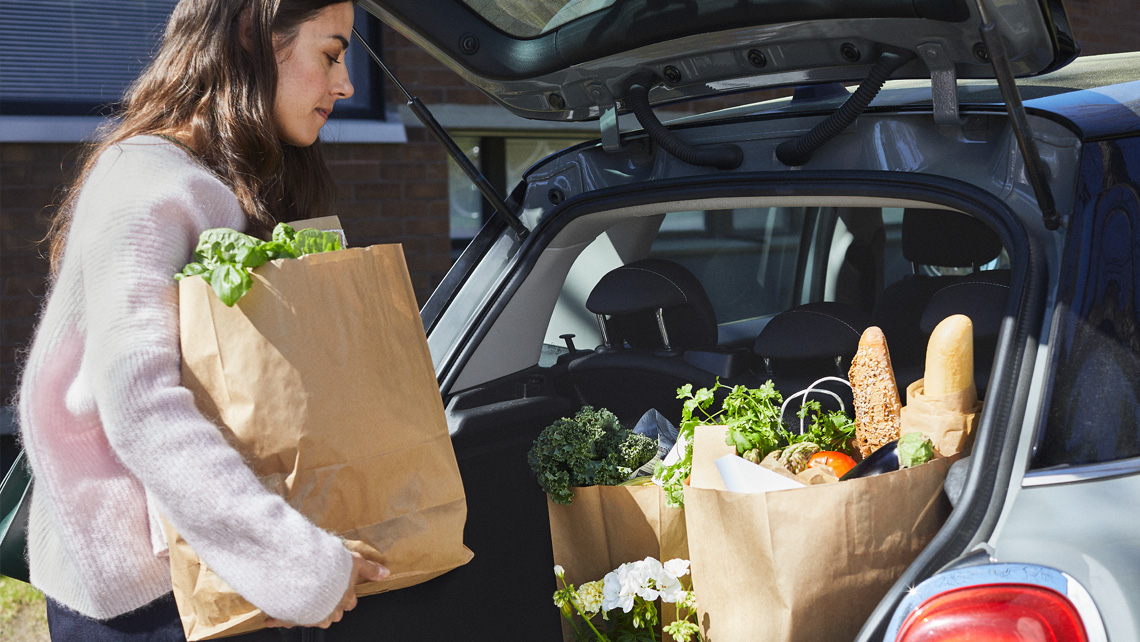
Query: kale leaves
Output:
[[528, 406, 657, 506]]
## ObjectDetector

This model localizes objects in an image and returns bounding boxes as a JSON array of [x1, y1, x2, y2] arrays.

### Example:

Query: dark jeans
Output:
[[46, 593, 314, 642]]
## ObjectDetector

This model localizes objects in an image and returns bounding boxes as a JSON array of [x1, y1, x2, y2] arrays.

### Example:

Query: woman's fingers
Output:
[[263, 552, 388, 630], [264, 617, 292, 628], [353, 553, 389, 584]]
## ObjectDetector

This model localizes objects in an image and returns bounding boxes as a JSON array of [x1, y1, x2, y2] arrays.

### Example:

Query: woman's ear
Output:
[[238, 8, 254, 52]]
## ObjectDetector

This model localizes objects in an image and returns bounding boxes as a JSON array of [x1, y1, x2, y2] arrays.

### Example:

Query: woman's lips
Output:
[[316, 108, 331, 121]]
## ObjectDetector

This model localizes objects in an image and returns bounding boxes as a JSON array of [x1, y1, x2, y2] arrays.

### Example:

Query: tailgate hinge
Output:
[[588, 83, 623, 152]]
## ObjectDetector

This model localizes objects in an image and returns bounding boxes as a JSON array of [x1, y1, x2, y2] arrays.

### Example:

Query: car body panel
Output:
[[991, 479, 1140, 642], [358, 0, 1076, 121], [329, 9, 1139, 632]]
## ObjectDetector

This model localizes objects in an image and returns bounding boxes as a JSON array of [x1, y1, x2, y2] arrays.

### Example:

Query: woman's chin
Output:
[[281, 135, 319, 148]]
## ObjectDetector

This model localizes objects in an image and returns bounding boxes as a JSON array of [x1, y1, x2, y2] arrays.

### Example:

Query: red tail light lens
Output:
[[896, 584, 1088, 642]]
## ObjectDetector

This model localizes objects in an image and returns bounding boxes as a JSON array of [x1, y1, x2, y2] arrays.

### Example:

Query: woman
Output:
[[16, 1, 385, 639]]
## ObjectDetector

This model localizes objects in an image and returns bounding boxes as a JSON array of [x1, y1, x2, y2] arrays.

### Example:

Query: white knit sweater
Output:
[[16, 136, 352, 622]]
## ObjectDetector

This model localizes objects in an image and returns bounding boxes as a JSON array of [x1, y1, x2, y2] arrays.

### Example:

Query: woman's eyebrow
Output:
[[331, 35, 349, 51]]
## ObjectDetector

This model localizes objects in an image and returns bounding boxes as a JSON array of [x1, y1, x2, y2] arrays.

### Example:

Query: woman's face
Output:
[[273, 2, 356, 147]]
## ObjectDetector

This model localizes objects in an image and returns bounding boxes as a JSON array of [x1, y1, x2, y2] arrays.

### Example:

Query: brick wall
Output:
[[1, 9, 1138, 409], [1, 144, 80, 408], [1065, 0, 1140, 56]]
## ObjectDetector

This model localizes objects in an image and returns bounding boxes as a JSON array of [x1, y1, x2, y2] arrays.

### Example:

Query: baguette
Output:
[[924, 314, 975, 396], [848, 326, 902, 458]]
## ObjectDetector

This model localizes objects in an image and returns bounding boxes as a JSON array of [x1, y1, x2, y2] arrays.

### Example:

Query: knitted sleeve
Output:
[[73, 145, 353, 625]]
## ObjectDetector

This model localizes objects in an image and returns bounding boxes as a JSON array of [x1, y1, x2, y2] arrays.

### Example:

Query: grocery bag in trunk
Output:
[[683, 425, 950, 642], [168, 244, 473, 640], [547, 484, 688, 642]]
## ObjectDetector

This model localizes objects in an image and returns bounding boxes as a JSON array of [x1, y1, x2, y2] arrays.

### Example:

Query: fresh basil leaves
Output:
[[174, 222, 343, 306]]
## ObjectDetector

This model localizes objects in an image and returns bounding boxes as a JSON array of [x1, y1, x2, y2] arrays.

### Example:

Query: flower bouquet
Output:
[[532, 407, 690, 641], [553, 557, 702, 642]]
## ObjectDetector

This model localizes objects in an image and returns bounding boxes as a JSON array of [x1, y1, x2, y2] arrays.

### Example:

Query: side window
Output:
[[0, 3, 386, 118], [649, 208, 806, 324], [1033, 138, 1140, 468], [539, 207, 809, 363]]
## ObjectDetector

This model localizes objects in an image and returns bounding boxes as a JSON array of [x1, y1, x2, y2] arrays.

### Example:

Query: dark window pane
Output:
[[1034, 139, 1140, 467]]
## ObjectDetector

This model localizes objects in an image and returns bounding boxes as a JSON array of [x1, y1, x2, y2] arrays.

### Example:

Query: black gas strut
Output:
[[351, 29, 530, 240], [974, 1, 1062, 230]]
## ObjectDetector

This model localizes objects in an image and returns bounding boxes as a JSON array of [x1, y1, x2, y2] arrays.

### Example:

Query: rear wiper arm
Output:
[[351, 29, 529, 241]]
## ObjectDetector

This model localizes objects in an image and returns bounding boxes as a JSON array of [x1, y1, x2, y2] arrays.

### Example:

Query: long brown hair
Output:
[[46, 0, 356, 274]]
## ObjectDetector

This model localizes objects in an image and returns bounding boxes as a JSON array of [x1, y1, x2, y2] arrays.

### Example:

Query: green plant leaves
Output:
[[174, 222, 344, 306]]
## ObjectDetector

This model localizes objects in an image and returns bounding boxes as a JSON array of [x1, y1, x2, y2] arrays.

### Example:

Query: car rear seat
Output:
[[751, 301, 872, 417], [560, 258, 745, 425], [919, 278, 1010, 396], [872, 208, 1008, 392]]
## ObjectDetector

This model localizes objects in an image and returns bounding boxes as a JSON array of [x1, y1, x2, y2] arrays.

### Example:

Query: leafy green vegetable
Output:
[[527, 406, 657, 506], [794, 399, 857, 453], [174, 222, 343, 306], [652, 379, 857, 508], [652, 380, 783, 509], [897, 432, 935, 468]]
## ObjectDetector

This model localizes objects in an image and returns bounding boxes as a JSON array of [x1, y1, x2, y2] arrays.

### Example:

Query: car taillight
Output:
[[896, 584, 1088, 642]]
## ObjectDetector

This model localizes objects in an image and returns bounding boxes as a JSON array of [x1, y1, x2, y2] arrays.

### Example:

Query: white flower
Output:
[[601, 557, 694, 611], [656, 573, 685, 603], [663, 558, 690, 579], [631, 557, 664, 602], [577, 580, 604, 615], [554, 564, 565, 579], [602, 568, 636, 613]]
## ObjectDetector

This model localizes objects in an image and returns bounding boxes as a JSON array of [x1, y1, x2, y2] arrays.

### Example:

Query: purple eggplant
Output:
[[840, 440, 899, 480]]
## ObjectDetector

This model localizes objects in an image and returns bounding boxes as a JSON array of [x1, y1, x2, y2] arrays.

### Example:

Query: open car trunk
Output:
[[311, 104, 1070, 641], [319, 1, 1091, 639]]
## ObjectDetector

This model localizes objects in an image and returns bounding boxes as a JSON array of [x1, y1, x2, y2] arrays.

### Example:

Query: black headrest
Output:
[[586, 259, 718, 350], [902, 209, 1003, 267], [920, 277, 1010, 340], [754, 301, 873, 360]]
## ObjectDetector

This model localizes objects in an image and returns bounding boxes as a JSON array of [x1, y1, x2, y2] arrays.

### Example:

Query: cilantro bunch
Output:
[[174, 222, 343, 306], [528, 406, 657, 506], [795, 398, 857, 453], [652, 379, 856, 508], [653, 380, 783, 508]]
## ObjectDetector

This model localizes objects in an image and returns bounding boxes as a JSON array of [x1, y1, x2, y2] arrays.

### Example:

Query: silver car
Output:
[[312, 1, 1140, 640]]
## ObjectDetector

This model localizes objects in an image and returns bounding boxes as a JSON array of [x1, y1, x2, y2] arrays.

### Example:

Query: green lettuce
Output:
[[175, 222, 343, 306], [898, 432, 935, 468]]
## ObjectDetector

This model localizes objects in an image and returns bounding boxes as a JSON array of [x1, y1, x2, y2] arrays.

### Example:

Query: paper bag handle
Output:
[[780, 376, 853, 436]]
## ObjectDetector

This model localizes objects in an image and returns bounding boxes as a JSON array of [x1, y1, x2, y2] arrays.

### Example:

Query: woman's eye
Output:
[[326, 54, 341, 65]]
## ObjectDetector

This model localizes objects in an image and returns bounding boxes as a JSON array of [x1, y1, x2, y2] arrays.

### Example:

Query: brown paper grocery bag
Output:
[[684, 426, 950, 642], [169, 244, 473, 640], [548, 484, 688, 642], [901, 378, 982, 457]]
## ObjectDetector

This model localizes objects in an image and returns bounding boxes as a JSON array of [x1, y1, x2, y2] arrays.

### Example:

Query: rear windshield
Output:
[[458, 0, 969, 38], [460, 0, 610, 37]]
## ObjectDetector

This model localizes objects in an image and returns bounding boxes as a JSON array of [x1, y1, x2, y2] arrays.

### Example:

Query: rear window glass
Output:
[[649, 207, 804, 324], [460, 0, 610, 37], [1033, 169, 1140, 468]]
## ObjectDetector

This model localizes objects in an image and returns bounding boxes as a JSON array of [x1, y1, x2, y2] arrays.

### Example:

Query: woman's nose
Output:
[[334, 66, 354, 100]]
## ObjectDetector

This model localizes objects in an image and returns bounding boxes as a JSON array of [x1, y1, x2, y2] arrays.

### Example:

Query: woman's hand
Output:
[[265, 551, 388, 629]]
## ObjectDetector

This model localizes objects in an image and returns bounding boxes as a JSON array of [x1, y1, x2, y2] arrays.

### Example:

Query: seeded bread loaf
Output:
[[848, 326, 902, 458]]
